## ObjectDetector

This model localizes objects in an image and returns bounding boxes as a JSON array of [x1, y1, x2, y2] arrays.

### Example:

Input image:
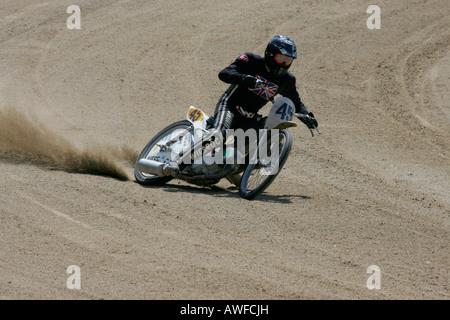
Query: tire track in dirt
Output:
[[1, 0, 448, 300]]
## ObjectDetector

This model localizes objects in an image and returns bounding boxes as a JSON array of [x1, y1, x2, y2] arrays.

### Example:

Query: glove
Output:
[[241, 75, 258, 88], [298, 112, 318, 129]]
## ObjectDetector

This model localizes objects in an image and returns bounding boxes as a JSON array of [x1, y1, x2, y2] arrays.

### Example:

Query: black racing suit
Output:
[[180, 52, 310, 165], [213, 52, 309, 131]]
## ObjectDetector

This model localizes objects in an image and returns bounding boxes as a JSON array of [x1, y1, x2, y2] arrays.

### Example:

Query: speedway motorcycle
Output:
[[135, 84, 319, 200]]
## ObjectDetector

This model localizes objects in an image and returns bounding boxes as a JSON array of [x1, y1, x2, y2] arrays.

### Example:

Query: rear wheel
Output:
[[238, 129, 292, 200], [134, 120, 192, 185]]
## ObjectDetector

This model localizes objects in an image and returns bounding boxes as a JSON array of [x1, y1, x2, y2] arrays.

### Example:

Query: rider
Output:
[[213, 35, 318, 132], [173, 35, 318, 177]]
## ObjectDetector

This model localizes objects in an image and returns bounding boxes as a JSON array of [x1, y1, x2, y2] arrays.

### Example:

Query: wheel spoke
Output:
[[135, 121, 193, 185], [243, 133, 286, 193]]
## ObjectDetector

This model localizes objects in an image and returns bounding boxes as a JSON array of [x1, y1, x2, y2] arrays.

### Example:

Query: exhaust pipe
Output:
[[136, 159, 166, 177], [136, 159, 179, 177]]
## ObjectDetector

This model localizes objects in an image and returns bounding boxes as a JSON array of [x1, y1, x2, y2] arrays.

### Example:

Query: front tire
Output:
[[238, 129, 292, 200]]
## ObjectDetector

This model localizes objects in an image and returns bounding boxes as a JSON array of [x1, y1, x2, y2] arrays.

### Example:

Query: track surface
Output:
[[0, 0, 448, 299]]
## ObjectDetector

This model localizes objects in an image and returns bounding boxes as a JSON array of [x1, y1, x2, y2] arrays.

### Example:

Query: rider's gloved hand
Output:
[[298, 112, 318, 129], [241, 75, 259, 88]]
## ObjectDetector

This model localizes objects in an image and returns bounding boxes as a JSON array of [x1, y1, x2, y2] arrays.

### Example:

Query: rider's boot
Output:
[[226, 173, 241, 187]]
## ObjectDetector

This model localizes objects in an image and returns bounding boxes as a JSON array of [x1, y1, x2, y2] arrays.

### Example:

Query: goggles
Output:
[[274, 53, 294, 66]]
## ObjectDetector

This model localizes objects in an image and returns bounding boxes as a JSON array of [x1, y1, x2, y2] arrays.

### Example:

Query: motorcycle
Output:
[[135, 85, 319, 200]]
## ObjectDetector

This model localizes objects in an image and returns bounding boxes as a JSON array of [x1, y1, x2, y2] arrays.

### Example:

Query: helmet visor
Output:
[[274, 53, 294, 66]]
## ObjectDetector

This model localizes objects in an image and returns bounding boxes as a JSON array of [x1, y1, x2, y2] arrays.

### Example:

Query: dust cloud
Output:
[[0, 108, 138, 181]]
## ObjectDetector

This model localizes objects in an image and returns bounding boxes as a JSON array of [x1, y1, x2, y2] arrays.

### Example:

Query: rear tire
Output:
[[134, 120, 192, 185], [238, 129, 292, 200]]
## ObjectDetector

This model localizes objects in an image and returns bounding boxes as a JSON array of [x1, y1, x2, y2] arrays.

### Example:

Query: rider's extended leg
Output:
[[171, 90, 236, 167]]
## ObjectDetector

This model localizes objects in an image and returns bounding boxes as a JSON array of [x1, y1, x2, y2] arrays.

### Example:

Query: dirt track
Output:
[[0, 0, 448, 300]]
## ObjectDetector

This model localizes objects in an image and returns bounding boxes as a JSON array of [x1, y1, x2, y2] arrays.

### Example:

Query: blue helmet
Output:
[[264, 35, 297, 77]]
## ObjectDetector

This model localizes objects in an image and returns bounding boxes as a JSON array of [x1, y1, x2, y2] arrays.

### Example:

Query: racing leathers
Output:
[[179, 52, 316, 166], [213, 52, 313, 131]]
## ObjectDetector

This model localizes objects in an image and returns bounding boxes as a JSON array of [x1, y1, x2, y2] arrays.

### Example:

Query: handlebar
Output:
[[255, 79, 265, 88], [254, 81, 321, 137], [294, 113, 321, 137]]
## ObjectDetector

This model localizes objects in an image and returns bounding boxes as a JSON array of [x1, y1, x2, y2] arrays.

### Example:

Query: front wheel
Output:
[[134, 120, 192, 185], [238, 129, 293, 200]]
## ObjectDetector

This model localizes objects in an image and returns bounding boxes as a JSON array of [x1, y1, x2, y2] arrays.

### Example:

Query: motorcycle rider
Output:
[[172, 35, 318, 179], [213, 35, 318, 133]]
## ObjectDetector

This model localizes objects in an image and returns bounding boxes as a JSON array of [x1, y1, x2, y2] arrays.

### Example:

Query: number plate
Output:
[[187, 107, 204, 123]]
